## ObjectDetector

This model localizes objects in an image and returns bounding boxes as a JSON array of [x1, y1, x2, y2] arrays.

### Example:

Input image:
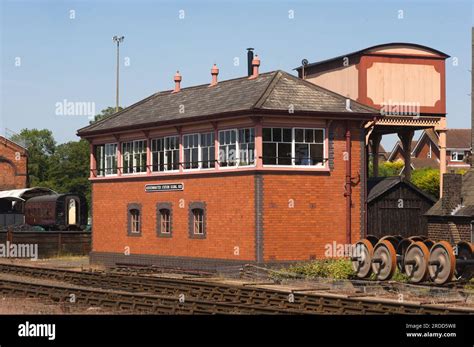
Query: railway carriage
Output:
[[24, 194, 87, 231]]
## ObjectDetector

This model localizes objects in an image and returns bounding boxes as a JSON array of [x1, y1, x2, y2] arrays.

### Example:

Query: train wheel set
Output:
[[351, 235, 474, 285]]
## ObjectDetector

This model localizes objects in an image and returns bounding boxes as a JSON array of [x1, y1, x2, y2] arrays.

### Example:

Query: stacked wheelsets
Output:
[[351, 235, 474, 285]]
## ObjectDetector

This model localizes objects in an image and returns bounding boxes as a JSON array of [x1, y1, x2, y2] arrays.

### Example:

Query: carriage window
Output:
[[127, 204, 142, 236], [122, 140, 147, 174], [151, 136, 179, 172]]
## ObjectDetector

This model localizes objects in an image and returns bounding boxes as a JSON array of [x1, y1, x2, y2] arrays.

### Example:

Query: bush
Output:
[[410, 167, 440, 198], [285, 258, 354, 280], [369, 160, 404, 177]]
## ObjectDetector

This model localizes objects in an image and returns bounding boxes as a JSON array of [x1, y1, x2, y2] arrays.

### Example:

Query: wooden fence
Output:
[[0, 229, 91, 258]]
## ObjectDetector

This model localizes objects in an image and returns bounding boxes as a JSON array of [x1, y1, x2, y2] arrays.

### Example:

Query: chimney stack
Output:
[[249, 55, 260, 79], [247, 48, 254, 76], [172, 71, 182, 93], [210, 64, 219, 87], [441, 173, 463, 214]]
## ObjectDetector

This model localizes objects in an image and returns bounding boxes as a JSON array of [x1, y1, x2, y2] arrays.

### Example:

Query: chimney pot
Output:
[[172, 70, 182, 93], [210, 64, 219, 86], [249, 55, 260, 79]]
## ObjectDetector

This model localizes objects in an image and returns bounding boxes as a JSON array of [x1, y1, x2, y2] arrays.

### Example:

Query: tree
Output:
[[410, 167, 440, 199], [10, 129, 56, 186], [90, 106, 123, 124], [46, 139, 91, 204]]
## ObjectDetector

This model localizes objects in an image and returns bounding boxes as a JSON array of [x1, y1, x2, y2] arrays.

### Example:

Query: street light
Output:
[[112, 35, 125, 112]]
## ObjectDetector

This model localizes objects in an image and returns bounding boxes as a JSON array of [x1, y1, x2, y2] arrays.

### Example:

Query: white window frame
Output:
[[218, 128, 255, 169], [130, 209, 141, 234], [183, 132, 215, 171], [451, 151, 464, 162], [122, 139, 147, 175], [96, 143, 118, 177], [262, 127, 326, 168], [151, 135, 180, 172], [104, 143, 118, 176]]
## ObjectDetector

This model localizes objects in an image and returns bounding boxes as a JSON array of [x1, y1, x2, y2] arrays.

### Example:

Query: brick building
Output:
[[77, 63, 377, 268], [0, 136, 28, 190]]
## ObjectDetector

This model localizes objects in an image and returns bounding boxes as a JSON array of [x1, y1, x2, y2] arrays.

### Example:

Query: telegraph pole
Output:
[[112, 35, 125, 112]]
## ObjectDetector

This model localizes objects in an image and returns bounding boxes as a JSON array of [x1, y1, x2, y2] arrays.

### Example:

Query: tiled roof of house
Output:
[[446, 129, 471, 149], [77, 70, 377, 136], [411, 157, 439, 170]]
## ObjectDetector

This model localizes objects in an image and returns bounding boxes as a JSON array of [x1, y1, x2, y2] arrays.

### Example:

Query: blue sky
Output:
[[1, 0, 472, 150]]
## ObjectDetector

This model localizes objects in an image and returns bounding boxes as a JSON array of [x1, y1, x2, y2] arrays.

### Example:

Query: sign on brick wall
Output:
[[145, 183, 184, 192]]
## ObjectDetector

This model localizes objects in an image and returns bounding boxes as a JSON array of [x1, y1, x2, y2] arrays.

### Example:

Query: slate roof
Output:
[[426, 169, 474, 217], [77, 70, 377, 137]]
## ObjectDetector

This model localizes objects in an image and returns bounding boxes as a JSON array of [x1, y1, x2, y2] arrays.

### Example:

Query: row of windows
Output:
[[95, 127, 325, 176], [128, 203, 206, 237]]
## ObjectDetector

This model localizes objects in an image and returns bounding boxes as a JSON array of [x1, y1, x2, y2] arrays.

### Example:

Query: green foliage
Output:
[[46, 139, 91, 205], [10, 129, 56, 186], [410, 167, 440, 199], [369, 159, 404, 177], [285, 259, 354, 280]]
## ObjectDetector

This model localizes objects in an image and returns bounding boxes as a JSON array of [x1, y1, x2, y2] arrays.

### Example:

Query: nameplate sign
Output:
[[145, 183, 184, 192]]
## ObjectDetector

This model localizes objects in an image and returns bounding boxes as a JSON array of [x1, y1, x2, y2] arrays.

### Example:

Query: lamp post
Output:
[[112, 35, 125, 112]]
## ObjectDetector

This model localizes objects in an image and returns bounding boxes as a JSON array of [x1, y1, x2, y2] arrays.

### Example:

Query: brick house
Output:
[[387, 128, 471, 171], [0, 136, 28, 190], [77, 64, 377, 268]]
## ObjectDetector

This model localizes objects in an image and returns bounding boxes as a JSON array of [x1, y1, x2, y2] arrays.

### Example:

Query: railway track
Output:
[[0, 263, 473, 314]]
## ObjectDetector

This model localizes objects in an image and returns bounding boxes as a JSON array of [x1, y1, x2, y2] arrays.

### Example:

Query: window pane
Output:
[[283, 128, 292, 142], [305, 129, 314, 143], [263, 128, 272, 141], [272, 128, 282, 142], [278, 143, 292, 165], [310, 144, 324, 165], [263, 143, 276, 165], [192, 148, 199, 168], [295, 143, 310, 165], [314, 130, 324, 143], [295, 129, 304, 142], [230, 130, 236, 143]]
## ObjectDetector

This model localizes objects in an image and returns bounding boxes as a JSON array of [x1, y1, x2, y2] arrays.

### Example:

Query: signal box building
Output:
[[78, 62, 378, 268]]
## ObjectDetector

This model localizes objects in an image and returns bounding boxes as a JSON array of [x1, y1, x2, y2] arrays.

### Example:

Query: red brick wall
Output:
[[0, 139, 27, 190], [262, 125, 362, 261], [416, 138, 439, 160], [92, 174, 257, 261]]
